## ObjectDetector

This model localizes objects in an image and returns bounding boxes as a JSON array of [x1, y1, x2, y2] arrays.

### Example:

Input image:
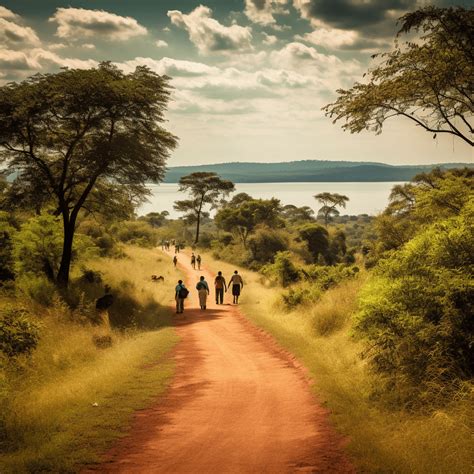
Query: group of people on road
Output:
[[175, 270, 244, 314], [191, 253, 202, 270]]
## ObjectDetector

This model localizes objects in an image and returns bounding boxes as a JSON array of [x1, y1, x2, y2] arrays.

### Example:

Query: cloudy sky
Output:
[[0, 1, 472, 166]]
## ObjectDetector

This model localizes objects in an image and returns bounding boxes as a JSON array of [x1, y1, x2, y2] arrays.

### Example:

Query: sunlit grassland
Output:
[[0, 246, 182, 473], [202, 252, 473, 473]]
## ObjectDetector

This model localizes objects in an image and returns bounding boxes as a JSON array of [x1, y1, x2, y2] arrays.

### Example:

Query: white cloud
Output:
[[167, 5, 253, 54], [296, 27, 359, 49], [31, 49, 98, 69], [0, 49, 38, 70], [0, 18, 41, 49], [49, 7, 147, 41], [156, 40, 168, 48], [0, 6, 18, 20], [244, 0, 288, 26], [117, 57, 220, 77], [262, 32, 278, 46], [82, 43, 96, 49]]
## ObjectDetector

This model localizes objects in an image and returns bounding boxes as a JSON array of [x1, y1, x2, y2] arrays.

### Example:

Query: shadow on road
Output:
[[173, 307, 228, 326]]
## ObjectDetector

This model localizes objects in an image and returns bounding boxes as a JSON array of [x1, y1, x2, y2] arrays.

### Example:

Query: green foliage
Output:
[[297, 223, 329, 263], [0, 306, 40, 357], [356, 203, 474, 407], [261, 251, 300, 287], [16, 275, 59, 307], [324, 6, 473, 147], [111, 221, 157, 247], [12, 214, 98, 280], [215, 197, 282, 247], [139, 211, 169, 228], [174, 172, 235, 243], [0, 211, 16, 281], [314, 193, 349, 226], [367, 168, 473, 265], [0, 62, 177, 286], [248, 227, 287, 265]]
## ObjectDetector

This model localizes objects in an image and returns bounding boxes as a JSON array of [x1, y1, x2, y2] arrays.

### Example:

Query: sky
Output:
[[0, 0, 472, 167]]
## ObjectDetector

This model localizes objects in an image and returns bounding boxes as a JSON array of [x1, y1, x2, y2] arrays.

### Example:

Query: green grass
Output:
[[0, 246, 182, 473], [201, 252, 474, 473]]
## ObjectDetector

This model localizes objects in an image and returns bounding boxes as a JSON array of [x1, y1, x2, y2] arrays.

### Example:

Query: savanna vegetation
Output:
[[0, 5, 472, 473], [0, 63, 182, 472]]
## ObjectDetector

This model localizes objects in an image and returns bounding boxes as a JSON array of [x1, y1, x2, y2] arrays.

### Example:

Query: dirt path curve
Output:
[[94, 250, 354, 473]]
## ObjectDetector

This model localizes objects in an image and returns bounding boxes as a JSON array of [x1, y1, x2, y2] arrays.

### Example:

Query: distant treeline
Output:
[[163, 160, 473, 183]]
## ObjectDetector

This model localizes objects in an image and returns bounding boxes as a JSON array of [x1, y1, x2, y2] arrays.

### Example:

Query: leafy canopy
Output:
[[0, 62, 177, 285], [323, 6, 474, 146], [174, 172, 235, 243]]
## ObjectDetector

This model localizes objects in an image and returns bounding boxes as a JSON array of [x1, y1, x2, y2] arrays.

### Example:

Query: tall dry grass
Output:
[[200, 252, 474, 473], [0, 246, 182, 473]]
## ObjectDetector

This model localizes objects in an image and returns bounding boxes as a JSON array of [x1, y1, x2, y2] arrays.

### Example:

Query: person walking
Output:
[[214, 271, 227, 305], [229, 270, 244, 304], [175, 279, 188, 314], [197, 254, 202, 270], [173, 255, 178, 267], [191, 253, 196, 269], [196, 276, 210, 310]]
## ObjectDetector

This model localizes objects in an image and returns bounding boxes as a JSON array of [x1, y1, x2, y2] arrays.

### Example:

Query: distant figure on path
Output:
[[196, 276, 210, 310], [197, 255, 202, 270], [175, 279, 188, 314], [191, 253, 196, 269], [175, 244, 180, 254], [214, 271, 227, 305], [173, 255, 178, 267], [229, 270, 244, 304]]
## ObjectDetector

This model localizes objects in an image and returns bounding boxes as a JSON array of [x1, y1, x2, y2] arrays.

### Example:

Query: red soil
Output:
[[88, 251, 354, 473]]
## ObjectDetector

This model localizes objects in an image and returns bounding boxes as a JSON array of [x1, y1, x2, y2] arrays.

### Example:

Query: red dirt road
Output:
[[93, 251, 354, 473]]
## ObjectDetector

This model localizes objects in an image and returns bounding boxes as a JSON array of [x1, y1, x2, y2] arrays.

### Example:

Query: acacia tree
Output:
[[323, 6, 474, 147], [215, 198, 282, 248], [174, 172, 234, 244], [314, 192, 349, 226], [0, 62, 178, 287]]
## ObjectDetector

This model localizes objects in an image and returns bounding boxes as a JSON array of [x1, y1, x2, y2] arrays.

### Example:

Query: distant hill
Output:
[[163, 160, 472, 183]]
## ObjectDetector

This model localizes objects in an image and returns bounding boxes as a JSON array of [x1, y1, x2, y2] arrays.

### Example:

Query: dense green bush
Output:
[[356, 202, 474, 406], [248, 227, 288, 265], [303, 264, 359, 290], [261, 251, 300, 287], [0, 307, 40, 357], [111, 221, 157, 247], [13, 214, 98, 279], [0, 211, 16, 281]]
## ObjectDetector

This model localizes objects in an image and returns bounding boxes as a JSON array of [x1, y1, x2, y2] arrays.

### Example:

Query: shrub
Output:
[[248, 227, 288, 265], [281, 287, 320, 308], [16, 275, 59, 306], [355, 203, 474, 406], [112, 221, 157, 247], [13, 214, 98, 279], [0, 211, 16, 281], [261, 251, 300, 287], [0, 307, 40, 357]]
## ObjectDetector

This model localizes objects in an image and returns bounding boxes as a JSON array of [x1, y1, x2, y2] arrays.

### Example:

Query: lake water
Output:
[[139, 182, 403, 218]]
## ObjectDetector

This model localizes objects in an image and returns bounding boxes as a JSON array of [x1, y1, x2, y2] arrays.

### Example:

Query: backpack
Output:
[[196, 282, 205, 290], [178, 286, 189, 299]]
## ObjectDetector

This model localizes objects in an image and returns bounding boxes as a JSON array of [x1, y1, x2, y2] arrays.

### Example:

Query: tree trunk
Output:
[[194, 211, 201, 244], [56, 217, 76, 288], [194, 197, 204, 244]]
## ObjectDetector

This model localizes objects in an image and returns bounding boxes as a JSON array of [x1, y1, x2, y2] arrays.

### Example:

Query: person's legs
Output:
[[179, 298, 184, 313], [216, 288, 223, 304]]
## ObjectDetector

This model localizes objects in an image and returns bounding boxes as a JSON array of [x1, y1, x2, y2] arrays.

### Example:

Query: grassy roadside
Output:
[[1, 246, 182, 473], [201, 252, 474, 473]]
